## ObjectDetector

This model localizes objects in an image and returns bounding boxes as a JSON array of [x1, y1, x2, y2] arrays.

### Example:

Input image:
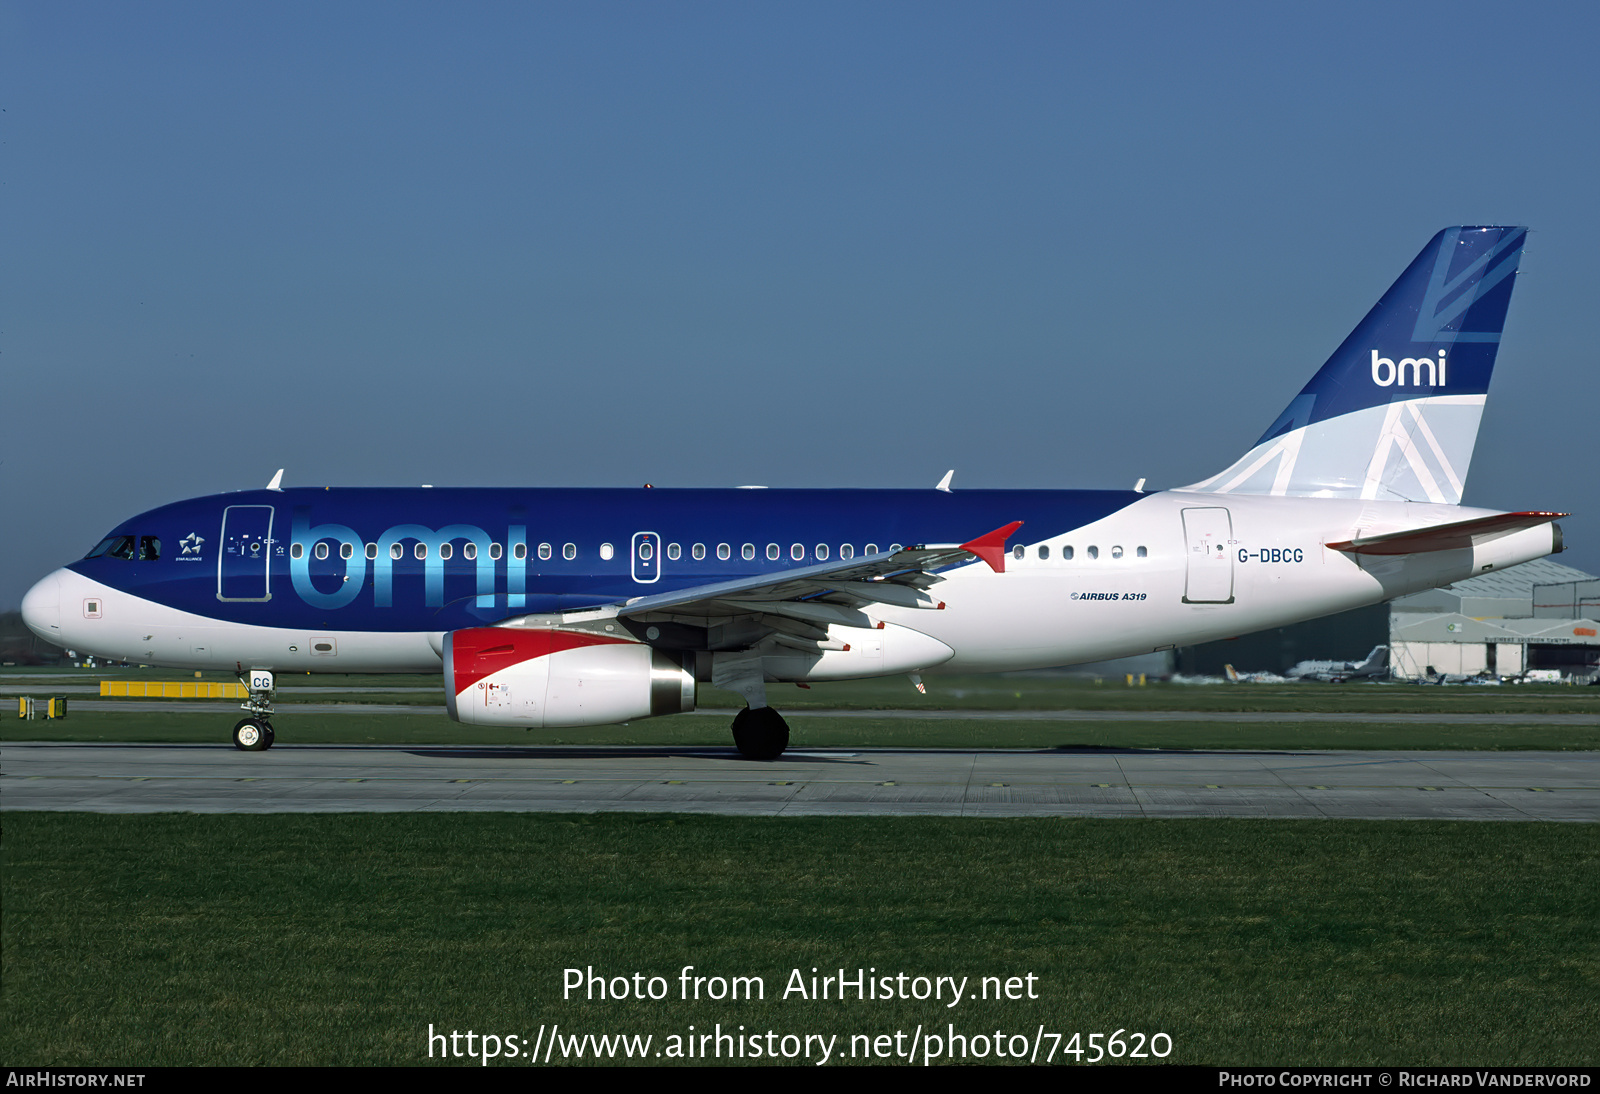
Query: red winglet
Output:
[[960, 520, 1024, 573]]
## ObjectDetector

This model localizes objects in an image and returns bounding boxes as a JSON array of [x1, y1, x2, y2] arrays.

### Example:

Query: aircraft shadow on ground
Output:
[[401, 746, 875, 764], [398, 744, 1309, 761]]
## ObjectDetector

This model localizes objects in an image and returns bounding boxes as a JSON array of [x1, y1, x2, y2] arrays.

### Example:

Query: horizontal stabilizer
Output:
[[1325, 511, 1565, 556]]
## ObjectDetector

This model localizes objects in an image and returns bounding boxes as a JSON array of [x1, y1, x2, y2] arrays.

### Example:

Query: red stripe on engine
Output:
[[451, 628, 631, 694]]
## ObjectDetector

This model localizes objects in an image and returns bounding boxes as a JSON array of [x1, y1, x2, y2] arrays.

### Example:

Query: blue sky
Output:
[[3, 1, 1596, 609]]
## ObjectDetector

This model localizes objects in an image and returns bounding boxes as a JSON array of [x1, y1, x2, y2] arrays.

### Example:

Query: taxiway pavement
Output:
[[3, 742, 1595, 820]]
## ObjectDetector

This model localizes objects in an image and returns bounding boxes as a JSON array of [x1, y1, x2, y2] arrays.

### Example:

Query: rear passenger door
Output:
[[1181, 507, 1234, 604]]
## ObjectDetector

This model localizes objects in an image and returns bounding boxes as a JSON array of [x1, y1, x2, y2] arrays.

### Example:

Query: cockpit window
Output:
[[139, 536, 161, 561], [88, 536, 137, 560], [85, 536, 126, 559]]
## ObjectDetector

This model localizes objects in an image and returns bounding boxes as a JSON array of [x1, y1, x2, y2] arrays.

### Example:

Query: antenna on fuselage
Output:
[[266, 469, 285, 492], [935, 469, 954, 492]]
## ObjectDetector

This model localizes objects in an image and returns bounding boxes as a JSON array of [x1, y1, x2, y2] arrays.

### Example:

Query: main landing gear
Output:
[[712, 653, 791, 761], [732, 706, 789, 761], [233, 668, 277, 751]]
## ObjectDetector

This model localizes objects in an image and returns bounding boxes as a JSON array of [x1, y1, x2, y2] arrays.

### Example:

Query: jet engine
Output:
[[444, 627, 695, 727]]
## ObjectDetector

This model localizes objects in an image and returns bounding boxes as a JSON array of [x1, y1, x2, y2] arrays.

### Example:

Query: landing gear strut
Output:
[[732, 706, 789, 761], [234, 668, 277, 751]]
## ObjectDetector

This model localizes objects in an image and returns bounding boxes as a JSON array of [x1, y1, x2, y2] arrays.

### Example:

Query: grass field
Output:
[[2, 813, 1596, 1066]]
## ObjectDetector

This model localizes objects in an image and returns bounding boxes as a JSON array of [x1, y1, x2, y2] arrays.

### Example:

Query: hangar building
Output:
[[1388, 558, 1600, 681]]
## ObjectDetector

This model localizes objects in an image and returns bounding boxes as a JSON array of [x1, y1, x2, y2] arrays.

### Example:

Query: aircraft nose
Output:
[[21, 570, 63, 642]]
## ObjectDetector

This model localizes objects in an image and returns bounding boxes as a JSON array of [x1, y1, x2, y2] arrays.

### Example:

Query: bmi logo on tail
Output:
[[1370, 349, 1446, 387]]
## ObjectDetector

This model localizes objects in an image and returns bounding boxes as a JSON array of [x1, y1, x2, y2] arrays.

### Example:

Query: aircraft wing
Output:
[[1325, 511, 1565, 556], [615, 521, 1023, 624]]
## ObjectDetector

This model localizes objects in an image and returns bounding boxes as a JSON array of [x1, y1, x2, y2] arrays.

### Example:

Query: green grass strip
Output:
[[3, 813, 1596, 1066]]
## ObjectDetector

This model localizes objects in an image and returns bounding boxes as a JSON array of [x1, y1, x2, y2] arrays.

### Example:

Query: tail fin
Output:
[[1184, 226, 1527, 503]]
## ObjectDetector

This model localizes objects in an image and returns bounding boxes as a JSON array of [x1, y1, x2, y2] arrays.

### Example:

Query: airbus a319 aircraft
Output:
[[21, 227, 1566, 759]]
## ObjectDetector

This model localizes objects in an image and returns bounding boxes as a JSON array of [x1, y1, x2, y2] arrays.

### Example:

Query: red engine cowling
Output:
[[444, 627, 695, 727]]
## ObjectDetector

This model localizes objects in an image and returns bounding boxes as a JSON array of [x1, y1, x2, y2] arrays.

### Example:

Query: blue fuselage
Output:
[[75, 487, 1140, 632]]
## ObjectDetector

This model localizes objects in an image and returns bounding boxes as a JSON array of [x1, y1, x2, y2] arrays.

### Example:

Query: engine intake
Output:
[[444, 627, 694, 727]]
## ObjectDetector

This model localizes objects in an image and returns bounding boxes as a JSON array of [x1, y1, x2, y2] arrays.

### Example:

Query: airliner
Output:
[[20, 226, 1565, 759]]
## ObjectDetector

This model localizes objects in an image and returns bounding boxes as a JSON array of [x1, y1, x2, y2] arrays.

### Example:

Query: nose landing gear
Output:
[[233, 717, 274, 751], [233, 668, 277, 751]]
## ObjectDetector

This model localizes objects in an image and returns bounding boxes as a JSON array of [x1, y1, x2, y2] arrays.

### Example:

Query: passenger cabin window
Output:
[[1088, 545, 1099, 559], [1063, 546, 1074, 560], [742, 544, 755, 560], [667, 543, 681, 560], [489, 543, 503, 560], [766, 544, 780, 560], [390, 544, 404, 560], [1111, 545, 1124, 559], [865, 543, 879, 556], [600, 543, 615, 561], [439, 543, 453, 560], [291, 543, 305, 560], [365, 543, 378, 560], [340, 543, 354, 560], [1039, 545, 1050, 560], [414, 543, 427, 560], [464, 543, 478, 560], [314, 542, 328, 560], [563, 543, 576, 560], [718, 544, 731, 560], [1137, 546, 1148, 558], [513, 543, 527, 561], [816, 544, 829, 561], [692, 543, 706, 560], [538, 543, 551, 560], [890, 544, 902, 553], [840, 544, 854, 559], [139, 536, 161, 561], [638, 542, 653, 561], [790, 544, 804, 560], [1012, 544, 1024, 560]]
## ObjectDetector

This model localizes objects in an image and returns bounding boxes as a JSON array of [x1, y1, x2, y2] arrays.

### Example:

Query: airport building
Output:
[[1388, 558, 1600, 682]]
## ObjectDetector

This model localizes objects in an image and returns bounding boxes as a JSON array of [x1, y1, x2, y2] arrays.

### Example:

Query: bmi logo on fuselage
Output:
[[1371, 349, 1447, 388]]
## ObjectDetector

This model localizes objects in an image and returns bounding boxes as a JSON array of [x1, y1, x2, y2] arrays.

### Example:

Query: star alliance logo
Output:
[[180, 532, 205, 555]]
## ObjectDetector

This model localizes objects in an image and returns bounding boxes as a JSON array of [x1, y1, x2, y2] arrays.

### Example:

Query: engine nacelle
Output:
[[444, 627, 695, 728]]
